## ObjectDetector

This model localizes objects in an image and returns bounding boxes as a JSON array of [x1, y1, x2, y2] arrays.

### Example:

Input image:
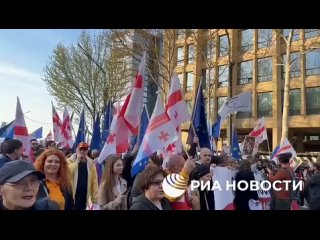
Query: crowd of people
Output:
[[0, 137, 320, 210]]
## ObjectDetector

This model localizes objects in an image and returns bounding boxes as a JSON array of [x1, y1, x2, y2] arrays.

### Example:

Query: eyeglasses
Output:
[[150, 180, 163, 186], [5, 178, 40, 190], [203, 155, 211, 157]]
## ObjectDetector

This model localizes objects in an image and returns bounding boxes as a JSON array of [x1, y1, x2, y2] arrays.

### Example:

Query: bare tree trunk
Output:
[[281, 29, 293, 145]]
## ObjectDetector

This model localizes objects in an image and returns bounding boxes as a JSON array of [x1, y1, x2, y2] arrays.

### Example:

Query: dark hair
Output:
[[278, 153, 292, 164], [149, 154, 163, 167], [45, 140, 55, 148], [2, 139, 23, 154], [240, 159, 251, 172], [139, 167, 165, 192], [30, 138, 38, 143]]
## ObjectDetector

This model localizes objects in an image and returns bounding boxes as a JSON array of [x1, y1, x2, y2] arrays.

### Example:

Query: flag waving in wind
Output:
[[271, 138, 297, 166], [52, 103, 62, 143], [90, 113, 101, 150], [124, 52, 146, 134], [131, 95, 178, 177], [14, 97, 30, 156], [60, 107, 74, 149], [212, 92, 252, 138], [29, 127, 43, 139], [73, 109, 86, 152]]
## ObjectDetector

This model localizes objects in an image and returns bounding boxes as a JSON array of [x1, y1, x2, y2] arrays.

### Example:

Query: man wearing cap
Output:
[[68, 142, 98, 210], [0, 160, 59, 210], [0, 139, 23, 169]]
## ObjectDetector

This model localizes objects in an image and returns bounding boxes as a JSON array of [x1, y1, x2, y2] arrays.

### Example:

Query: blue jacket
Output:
[[0, 154, 12, 169]]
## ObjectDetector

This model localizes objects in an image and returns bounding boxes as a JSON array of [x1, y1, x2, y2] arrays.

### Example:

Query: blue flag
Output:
[[90, 113, 101, 150], [0, 121, 14, 139], [73, 109, 86, 152], [29, 127, 43, 139], [101, 101, 113, 150], [130, 105, 150, 148], [231, 125, 241, 161], [187, 81, 210, 148]]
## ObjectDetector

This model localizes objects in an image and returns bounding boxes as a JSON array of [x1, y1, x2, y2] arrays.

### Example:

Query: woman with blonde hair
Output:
[[98, 155, 127, 210], [34, 148, 74, 210]]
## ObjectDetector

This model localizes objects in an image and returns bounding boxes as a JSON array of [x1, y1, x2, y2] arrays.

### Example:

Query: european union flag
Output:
[[101, 101, 113, 150], [30, 127, 43, 139], [90, 113, 101, 150], [231, 125, 241, 161], [0, 121, 14, 139], [187, 80, 210, 148]]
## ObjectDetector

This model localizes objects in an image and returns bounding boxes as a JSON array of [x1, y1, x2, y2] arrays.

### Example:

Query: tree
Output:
[[43, 30, 132, 132], [279, 29, 320, 145]]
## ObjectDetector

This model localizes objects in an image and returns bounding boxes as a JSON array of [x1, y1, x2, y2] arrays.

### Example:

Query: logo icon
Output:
[[162, 173, 188, 198]]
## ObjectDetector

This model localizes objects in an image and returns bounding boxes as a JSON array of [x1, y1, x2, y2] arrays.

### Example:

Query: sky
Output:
[[0, 29, 100, 138]]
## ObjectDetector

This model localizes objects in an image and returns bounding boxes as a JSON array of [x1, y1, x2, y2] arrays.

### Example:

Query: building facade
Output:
[[166, 29, 320, 153]]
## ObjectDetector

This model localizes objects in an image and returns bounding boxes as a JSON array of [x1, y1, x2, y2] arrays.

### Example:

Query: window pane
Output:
[[289, 89, 301, 116], [218, 65, 229, 87], [186, 72, 193, 91], [177, 29, 185, 39], [258, 92, 272, 117], [202, 68, 214, 90], [305, 29, 320, 39], [258, 57, 272, 82], [186, 100, 193, 115], [258, 29, 273, 49], [177, 47, 184, 66], [218, 96, 227, 110], [238, 60, 253, 84], [177, 73, 184, 88], [306, 87, 320, 114], [219, 35, 229, 57], [188, 44, 195, 64], [281, 52, 301, 79], [306, 49, 320, 76], [283, 29, 300, 41], [240, 29, 253, 52], [236, 112, 252, 119]]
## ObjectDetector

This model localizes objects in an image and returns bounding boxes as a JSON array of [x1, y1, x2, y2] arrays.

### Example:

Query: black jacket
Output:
[[234, 170, 259, 210], [130, 194, 172, 210], [0, 197, 60, 210], [305, 172, 320, 210], [37, 181, 74, 210]]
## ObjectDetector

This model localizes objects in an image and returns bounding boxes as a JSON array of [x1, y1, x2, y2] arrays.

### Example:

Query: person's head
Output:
[[34, 149, 71, 191], [34, 144, 46, 159], [278, 153, 292, 165], [2, 139, 23, 160], [0, 160, 45, 210], [45, 140, 56, 149], [76, 142, 89, 161], [140, 167, 165, 202], [101, 155, 124, 203], [30, 139, 38, 151], [191, 164, 212, 184], [91, 149, 100, 159], [240, 159, 251, 172], [146, 154, 163, 169], [211, 155, 224, 166], [167, 154, 185, 174], [200, 148, 212, 166]]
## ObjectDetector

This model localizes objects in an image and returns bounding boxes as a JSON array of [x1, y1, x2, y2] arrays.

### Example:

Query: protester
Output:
[[196, 148, 212, 166], [129, 154, 163, 206], [68, 142, 98, 210], [0, 139, 23, 168], [35, 149, 74, 210], [98, 155, 127, 210], [0, 160, 59, 210], [45, 140, 56, 149], [189, 164, 214, 210], [234, 160, 259, 210], [305, 161, 320, 210], [165, 154, 196, 210], [29, 138, 39, 163], [130, 167, 172, 210], [267, 153, 294, 210]]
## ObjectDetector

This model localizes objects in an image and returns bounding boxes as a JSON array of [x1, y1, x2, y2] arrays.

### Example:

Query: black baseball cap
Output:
[[0, 160, 45, 185]]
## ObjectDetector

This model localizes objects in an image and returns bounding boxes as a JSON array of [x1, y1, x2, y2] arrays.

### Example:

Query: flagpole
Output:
[[266, 133, 271, 160]]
